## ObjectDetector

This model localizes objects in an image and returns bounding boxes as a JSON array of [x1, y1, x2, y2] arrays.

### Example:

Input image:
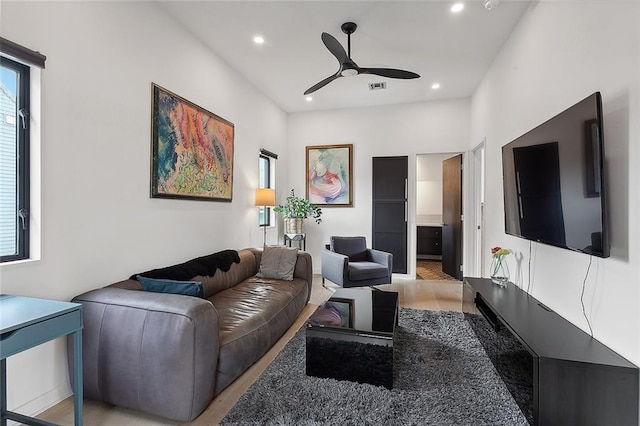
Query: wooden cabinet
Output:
[[417, 226, 442, 258]]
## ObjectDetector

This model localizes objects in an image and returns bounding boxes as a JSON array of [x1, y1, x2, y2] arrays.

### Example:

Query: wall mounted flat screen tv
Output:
[[502, 92, 609, 258]]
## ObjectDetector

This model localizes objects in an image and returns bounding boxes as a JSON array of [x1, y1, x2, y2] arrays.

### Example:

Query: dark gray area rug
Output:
[[221, 309, 528, 425]]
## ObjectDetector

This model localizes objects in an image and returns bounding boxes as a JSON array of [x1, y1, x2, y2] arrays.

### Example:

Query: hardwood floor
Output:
[[35, 275, 462, 425]]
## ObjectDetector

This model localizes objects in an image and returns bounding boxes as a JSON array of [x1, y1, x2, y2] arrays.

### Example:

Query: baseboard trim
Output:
[[7, 384, 72, 426]]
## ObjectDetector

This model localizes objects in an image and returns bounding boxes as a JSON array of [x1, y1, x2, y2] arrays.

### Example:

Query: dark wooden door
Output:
[[442, 154, 463, 279], [372, 156, 407, 274]]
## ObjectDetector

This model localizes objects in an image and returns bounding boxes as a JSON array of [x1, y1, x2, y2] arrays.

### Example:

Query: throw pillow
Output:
[[256, 245, 299, 281], [136, 275, 204, 298]]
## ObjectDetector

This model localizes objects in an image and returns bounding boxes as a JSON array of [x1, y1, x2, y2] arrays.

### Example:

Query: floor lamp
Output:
[[255, 188, 276, 247]]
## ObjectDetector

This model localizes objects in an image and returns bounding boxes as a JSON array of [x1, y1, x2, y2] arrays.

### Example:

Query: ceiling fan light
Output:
[[341, 68, 359, 77]]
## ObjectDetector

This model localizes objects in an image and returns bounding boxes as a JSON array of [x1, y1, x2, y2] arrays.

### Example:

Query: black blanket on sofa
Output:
[[131, 249, 241, 281]]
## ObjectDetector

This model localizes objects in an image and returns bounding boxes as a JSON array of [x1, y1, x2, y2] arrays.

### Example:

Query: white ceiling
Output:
[[161, 1, 532, 113]]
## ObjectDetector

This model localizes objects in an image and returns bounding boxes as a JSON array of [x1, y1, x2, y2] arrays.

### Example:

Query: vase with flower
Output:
[[490, 246, 511, 287]]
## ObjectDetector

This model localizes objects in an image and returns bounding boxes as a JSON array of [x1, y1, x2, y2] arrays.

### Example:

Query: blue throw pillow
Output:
[[136, 275, 204, 298]]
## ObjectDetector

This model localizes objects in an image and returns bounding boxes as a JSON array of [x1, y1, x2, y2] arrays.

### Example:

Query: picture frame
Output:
[[306, 144, 353, 207], [150, 83, 234, 201]]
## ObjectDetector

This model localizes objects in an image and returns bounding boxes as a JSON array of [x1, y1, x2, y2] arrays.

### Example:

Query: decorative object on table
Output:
[[255, 188, 276, 246], [306, 144, 353, 206], [150, 83, 234, 201], [274, 189, 322, 234], [490, 246, 511, 286]]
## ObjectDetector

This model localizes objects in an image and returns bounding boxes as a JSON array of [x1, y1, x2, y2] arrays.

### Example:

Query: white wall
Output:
[[470, 1, 640, 365], [0, 1, 288, 417], [287, 99, 470, 275]]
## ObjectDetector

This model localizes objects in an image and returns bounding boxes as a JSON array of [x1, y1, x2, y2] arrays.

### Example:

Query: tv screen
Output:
[[502, 92, 609, 258]]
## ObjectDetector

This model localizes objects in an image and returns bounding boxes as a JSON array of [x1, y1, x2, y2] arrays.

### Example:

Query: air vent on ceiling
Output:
[[369, 82, 387, 90]]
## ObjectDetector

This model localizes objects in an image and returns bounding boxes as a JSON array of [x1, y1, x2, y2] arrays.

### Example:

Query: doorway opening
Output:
[[415, 152, 463, 281]]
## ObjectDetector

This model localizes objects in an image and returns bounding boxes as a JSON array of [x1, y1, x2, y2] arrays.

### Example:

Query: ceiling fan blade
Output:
[[321, 32, 348, 64], [359, 67, 420, 79], [304, 74, 340, 95]]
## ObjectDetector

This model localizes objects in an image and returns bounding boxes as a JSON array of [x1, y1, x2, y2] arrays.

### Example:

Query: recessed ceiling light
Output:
[[431, 83, 441, 90], [253, 36, 265, 45], [451, 3, 464, 13], [305, 96, 313, 102]]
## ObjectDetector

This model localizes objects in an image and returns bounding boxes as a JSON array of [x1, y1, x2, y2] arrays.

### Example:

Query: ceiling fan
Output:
[[304, 22, 420, 95]]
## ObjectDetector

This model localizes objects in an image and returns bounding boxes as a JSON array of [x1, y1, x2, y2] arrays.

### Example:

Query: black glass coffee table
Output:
[[306, 286, 399, 389]]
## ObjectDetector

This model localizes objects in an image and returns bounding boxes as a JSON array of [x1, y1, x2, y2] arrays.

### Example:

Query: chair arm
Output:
[[368, 249, 393, 274], [321, 249, 349, 286], [69, 286, 219, 422]]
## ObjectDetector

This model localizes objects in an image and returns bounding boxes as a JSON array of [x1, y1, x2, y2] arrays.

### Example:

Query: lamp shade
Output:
[[255, 188, 276, 207]]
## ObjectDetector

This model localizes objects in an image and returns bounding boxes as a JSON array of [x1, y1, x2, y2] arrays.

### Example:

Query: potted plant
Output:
[[274, 189, 322, 234]]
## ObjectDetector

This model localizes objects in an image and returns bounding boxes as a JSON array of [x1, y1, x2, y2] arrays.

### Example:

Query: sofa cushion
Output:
[[210, 276, 309, 394], [348, 261, 390, 281], [136, 275, 204, 298], [256, 245, 298, 280]]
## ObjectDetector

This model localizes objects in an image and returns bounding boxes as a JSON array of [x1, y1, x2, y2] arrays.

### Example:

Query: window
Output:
[[258, 154, 271, 227], [258, 149, 278, 227], [0, 37, 45, 263], [0, 56, 30, 262]]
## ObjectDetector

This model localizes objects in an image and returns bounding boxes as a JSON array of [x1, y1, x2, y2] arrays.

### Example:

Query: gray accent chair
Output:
[[321, 236, 393, 288]]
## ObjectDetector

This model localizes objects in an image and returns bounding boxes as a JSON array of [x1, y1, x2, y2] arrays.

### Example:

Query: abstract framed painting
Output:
[[306, 144, 353, 207], [150, 83, 234, 201]]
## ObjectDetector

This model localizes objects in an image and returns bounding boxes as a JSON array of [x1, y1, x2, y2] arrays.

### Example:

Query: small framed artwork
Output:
[[306, 144, 353, 207], [309, 297, 354, 328], [150, 83, 235, 201]]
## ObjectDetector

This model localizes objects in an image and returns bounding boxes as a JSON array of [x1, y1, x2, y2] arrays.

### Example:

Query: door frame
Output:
[[413, 151, 465, 280], [467, 140, 486, 277]]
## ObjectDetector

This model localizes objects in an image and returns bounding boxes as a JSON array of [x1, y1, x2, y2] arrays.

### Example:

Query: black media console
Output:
[[463, 277, 639, 425]]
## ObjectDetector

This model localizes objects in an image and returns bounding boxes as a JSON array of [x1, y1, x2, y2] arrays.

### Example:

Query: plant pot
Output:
[[284, 217, 304, 234]]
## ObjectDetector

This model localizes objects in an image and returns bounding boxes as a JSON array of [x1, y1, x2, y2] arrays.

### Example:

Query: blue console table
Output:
[[0, 294, 83, 426]]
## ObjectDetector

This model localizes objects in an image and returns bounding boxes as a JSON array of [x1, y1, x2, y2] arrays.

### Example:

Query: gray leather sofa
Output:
[[69, 248, 312, 421]]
